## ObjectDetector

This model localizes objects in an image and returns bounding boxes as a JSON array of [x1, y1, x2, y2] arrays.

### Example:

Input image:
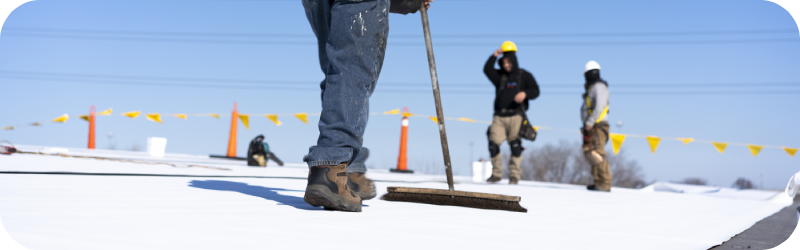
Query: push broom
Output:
[[380, 3, 527, 213]]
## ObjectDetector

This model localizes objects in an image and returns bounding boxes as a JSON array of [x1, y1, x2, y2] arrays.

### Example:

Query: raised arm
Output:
[[484, 52, 502, 86]]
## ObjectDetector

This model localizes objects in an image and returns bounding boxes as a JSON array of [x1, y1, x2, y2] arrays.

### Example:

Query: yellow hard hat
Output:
[[501, 41, 517, 52]]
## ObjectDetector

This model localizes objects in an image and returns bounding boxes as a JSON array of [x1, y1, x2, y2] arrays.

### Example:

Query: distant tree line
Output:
[[500, 141, 648, 189]]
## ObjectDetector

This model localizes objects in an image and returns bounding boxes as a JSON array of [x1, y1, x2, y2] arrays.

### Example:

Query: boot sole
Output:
[[354, 190, 377, 200], [354, 182, 377, 200], [304, 185, 362, 212]]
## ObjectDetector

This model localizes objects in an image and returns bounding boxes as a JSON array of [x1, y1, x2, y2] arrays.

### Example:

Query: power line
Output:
[[4, 30, 797, 47], [0, 70, 798, 95], [427, 29, 799, 39], [5, 27, 796, 39], [1, 70, 798, 89]]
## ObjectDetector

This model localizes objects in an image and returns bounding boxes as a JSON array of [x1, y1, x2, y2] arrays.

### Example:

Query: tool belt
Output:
[[496, 108, 524, 116]]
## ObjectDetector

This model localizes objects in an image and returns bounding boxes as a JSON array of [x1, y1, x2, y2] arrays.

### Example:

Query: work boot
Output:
[[348, 173, 376, 200], [509, 177, 519, 185], [486, 176, 501, 183], [587, 184, 610, 192], [304, 163, 362, 212]]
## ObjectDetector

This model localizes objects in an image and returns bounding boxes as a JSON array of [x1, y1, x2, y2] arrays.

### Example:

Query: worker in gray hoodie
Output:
[[581, 60, 611, 192]]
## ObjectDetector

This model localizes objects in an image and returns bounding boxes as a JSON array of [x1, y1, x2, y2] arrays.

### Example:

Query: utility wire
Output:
[[1, 73, 798, 95], [3, 31, 797, 46], [5, 27, 796, 39], [1, 70, 798, 89]]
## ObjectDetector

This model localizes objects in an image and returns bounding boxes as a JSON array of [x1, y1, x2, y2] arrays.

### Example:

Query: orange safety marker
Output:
[[88, 105, 96, 149], [226, 102, 238, 157], [391, 107, 413, 173]]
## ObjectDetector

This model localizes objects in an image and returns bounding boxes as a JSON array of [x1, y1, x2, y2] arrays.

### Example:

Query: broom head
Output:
[[381, 187, 527, 213]]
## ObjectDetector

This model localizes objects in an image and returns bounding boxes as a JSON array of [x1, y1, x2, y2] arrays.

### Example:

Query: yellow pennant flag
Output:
[[646, 136, 661, 154], [383, 109, 400, 115], [429, 116, 438, 123], [238, 114, 250, 130], [783, 147, 798, 157], [265, 114, 282, 126], [295, 113, 308, 124], [747, 145, 763, 157], [677, 138, 694, 145], [146, 113, 162, 123], [172, 114, 188, 120], [3, 126, 12, 130], [207, 113, 220, 119], [458, 117, 474, 123], [96, 108, 112, 116], [609, 133, 626, 155], [52, 114, 69, 123], [122, 111, 141, 119], [29, 122, 41, 126], [79, 114, 89, 121], [712, 142, 728, 153]]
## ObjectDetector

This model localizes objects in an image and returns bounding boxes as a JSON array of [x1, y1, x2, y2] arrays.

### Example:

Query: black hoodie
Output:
[[484, 52, 540, 116]]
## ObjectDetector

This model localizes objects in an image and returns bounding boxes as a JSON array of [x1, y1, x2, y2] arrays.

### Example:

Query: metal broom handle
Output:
[[420, 4, 454, 191]]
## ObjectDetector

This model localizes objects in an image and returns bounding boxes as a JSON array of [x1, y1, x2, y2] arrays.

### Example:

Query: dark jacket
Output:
[[484, 52, 540, 116]]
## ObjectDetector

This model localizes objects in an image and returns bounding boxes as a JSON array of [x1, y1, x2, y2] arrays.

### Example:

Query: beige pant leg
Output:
[[488, 116, 507, 178], [506, 115, 523, 179], [593, 123, 612, 190]]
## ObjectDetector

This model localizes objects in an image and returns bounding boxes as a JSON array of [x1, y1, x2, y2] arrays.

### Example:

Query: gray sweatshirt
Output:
[[581, 82, 609, 128]]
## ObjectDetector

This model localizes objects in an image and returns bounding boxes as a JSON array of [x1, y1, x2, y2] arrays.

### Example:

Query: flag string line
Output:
[[2, 108, 797, 157]]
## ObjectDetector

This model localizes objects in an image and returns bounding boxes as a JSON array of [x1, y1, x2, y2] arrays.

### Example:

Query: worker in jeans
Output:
[[301, 0, 432, 212], [581, 60, 612, 192]]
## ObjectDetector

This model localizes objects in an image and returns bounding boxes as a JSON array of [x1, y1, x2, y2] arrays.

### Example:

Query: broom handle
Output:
[[420, 4, 455, 191]]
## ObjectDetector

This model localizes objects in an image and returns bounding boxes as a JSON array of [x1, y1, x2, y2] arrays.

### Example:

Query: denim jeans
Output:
[[302, 0, 389, 168], [347, 147, 369, 173]]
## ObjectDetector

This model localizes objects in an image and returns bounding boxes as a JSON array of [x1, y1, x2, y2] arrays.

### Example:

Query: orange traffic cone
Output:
[[226, 102, 238, 158], [88, 105, 96, 149], [391, 107, 413, 173]]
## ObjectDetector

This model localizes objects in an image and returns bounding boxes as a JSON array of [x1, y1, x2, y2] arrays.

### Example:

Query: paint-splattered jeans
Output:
[[302, 0, 389, 169]]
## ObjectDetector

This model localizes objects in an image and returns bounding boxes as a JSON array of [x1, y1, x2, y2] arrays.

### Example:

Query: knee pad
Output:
[[509, 139, 523, 157], [488, 141, 500, 157]]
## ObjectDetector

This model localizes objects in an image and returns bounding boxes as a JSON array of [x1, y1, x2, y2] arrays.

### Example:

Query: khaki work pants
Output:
[[583, 122, 611, 190], [488, 115, 523, 180], [253, 154, 267, 167]]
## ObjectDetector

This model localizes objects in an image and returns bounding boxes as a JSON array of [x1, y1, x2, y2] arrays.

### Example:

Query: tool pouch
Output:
[[519, 112, 537, 141]]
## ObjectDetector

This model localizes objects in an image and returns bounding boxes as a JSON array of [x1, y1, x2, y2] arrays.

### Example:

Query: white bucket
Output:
[[472, 161, 492, 182], [147, 137, 167, 157]]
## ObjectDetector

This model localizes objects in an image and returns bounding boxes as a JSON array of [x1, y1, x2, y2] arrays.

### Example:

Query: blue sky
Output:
[[1, 0, 798, 188]]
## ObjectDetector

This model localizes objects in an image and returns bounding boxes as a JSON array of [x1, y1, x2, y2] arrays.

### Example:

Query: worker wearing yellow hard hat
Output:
[[483, 41, 540, 185]]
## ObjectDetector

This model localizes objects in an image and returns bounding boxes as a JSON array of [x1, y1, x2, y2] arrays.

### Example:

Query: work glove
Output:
[[390, 0, 424, 14], [581, 127, 592, 145]]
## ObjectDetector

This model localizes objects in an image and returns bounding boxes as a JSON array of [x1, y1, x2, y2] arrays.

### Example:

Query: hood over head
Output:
[[584, 69, 607, 90], [498, 51, 520, 75]]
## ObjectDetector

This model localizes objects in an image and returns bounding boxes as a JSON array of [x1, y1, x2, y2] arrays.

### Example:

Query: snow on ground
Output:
[[0, 145, 793, 250]]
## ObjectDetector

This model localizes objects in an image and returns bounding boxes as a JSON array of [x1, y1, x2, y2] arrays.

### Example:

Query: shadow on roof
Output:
[[188, 180, 323, 211]]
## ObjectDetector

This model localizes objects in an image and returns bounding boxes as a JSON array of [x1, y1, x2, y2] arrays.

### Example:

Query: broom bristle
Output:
[[381, 192, 527, 213]]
